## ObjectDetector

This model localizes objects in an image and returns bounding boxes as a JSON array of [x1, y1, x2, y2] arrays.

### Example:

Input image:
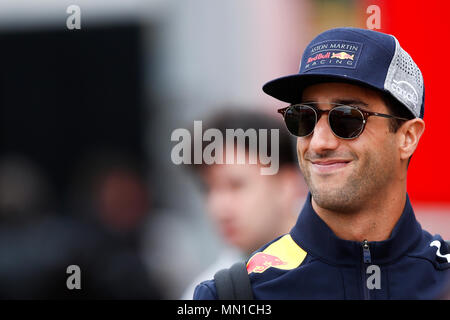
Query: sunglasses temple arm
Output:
[[372, 112, 410, 121]]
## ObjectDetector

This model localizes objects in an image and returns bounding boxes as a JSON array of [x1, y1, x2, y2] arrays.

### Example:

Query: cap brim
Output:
[[262, 73, 377, 103]]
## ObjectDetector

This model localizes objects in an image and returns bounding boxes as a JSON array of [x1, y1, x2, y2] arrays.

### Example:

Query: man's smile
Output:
[[309, 159, 353, 175]]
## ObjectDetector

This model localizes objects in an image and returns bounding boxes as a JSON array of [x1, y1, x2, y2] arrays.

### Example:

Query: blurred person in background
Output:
[[181, 109, 307, 299], [0, 155, 54, 224], [0, 154, 67, 299], [65, 150, 163, 299], [0, 151, 162, 299]]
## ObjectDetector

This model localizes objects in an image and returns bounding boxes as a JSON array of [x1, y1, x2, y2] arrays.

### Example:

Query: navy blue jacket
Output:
[[194, 194, 450, 299]]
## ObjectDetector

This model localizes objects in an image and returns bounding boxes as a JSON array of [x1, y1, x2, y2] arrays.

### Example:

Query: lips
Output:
[[310, 159, 352, 174]]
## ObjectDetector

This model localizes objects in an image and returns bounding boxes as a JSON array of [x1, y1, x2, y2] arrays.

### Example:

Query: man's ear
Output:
[[398, 118, 425, 160]]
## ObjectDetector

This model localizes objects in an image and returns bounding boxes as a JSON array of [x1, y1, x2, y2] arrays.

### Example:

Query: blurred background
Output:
[[0, 0, 449, 299]]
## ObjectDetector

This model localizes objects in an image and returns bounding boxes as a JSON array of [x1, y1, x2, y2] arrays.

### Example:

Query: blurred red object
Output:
[[359, 0, 450, 205]]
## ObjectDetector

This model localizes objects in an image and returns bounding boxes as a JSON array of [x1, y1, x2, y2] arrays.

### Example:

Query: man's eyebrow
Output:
[[300, 99, 369, 107], [332, 99, 369, 107]]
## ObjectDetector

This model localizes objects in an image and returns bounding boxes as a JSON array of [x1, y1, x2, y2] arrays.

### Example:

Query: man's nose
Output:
[[307, 112, 340, 153]]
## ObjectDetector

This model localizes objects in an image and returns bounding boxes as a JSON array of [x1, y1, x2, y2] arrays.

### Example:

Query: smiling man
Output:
[[194, 27, 450, 299], [294, 82, 415, 243]]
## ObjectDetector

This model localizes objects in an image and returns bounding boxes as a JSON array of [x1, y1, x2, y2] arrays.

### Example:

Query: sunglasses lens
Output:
[[284, 105, 317, 137], [329, 106, 364, 139]]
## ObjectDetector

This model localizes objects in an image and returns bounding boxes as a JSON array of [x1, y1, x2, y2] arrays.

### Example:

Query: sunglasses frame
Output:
[[277, 103, 411, 139]]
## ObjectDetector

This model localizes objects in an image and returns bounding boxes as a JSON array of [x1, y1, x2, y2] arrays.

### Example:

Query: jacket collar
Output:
[[290, 193, 423, 266]]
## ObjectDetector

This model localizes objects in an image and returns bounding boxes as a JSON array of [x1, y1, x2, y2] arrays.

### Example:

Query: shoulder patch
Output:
[[246, 234, 307, 274], [430, 240, 450, 263]]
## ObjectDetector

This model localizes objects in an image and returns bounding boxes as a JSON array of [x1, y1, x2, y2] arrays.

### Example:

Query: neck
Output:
[[311, 184, 407, 242]]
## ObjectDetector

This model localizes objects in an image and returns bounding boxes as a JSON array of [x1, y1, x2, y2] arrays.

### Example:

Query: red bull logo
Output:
[[307, 52, 331, 63], [246, 252, 287, 274], [331, 51, 354, 60]]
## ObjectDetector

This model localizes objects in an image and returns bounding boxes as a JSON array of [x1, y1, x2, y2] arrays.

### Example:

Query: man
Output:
[[194, 27, 450, 299], [181, 109, 306, 299]]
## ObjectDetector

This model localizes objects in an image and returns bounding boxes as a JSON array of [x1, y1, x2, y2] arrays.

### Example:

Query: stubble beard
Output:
[[299, 151, 394, 214]]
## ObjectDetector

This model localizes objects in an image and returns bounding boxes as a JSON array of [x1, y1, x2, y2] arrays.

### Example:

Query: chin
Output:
[[224, 232, 242, 247], [310, 187, 359, 212]]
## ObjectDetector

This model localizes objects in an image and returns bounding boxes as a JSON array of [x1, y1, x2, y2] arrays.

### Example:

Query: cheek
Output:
[[296, 138, 304, 155], [205, 191, 224, 221], [239, 180, 278, 218], [242, 180, 270, 207], [355, 135, 398, 177], [381, 138, 399, 170], [296, 139, 308, 167]]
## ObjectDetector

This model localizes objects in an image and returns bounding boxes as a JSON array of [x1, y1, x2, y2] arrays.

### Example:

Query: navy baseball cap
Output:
[[263, 27, 424, 119]]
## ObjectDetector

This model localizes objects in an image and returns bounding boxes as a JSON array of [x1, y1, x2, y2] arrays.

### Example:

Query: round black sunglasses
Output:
[[278, 103, 410, 139]]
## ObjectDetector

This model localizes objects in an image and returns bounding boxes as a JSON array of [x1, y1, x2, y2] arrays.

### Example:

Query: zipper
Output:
[[362, 239, 371, 263], [361, 239, 371, 300]]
